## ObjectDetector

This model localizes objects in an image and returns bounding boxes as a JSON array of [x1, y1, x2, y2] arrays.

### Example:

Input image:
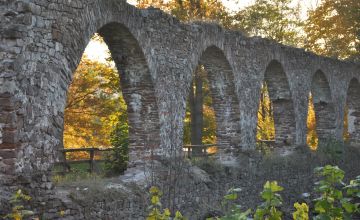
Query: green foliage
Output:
[[183, 67, 217, 146], [217, 188, 251, 220], [304, 0, 359, 60], [254, 181, 284, 220], [234, 0, 303, 46], [292, 203, 309, 220], [146, 186, 186, 220], [313, 165, 357, 219], [52, 163, 103, 184], [4, 190, 34, 220], [344, 175, 360, 200], [64, 56, 128, 159], [104, 113, 129, 176]]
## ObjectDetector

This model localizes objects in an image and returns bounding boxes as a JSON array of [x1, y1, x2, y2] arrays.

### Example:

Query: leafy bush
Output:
[[315, 165, 359, 219], [344, 175, 360, 202], [4, 190, 34, 220], [292, 203, 309, 220], [206, 165, 359, 220], [314, 165, 358, 219], [254, 181, 283, 220], [105, 117, 129, 176], [216, 187, 251, 220], [146, 186, 186, 220]]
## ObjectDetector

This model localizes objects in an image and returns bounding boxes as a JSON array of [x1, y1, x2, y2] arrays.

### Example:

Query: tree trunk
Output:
[[190, 67, 203, 155]]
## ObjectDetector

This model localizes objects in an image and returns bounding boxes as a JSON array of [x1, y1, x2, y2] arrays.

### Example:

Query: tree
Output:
[[105, 112, 129, 175], [305, 0, 360, 60], [168, 0, 232, 27], [307, 94, 318, 150], [63, 56, 128, 159], [234, 0, 303, 46], [257, 83, 275, 141]]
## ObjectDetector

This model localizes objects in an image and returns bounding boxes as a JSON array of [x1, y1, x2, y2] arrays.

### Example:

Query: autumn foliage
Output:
[[63, 56, 127, 159]]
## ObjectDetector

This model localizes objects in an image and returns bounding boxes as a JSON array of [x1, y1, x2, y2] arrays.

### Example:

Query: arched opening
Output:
[[99, 23, 160, 163], [306, 93, 318, 149], [308, 70, 335, 147], [258, 60, 295, 146], [184, 46, 240, 156], [256, 83, 275, 143], [55, 23, 160, 179], [345, 78, 360, 146]]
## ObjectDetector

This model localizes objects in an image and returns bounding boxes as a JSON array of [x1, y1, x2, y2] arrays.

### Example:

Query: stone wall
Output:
[[16, 145, 360, 220], [0, 0, 360, 216], [311, 70, 336, 143], [346, 78, 360, 145]]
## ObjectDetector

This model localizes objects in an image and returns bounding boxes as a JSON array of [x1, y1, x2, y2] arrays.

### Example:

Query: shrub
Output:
[[4, 190, 34, 220], [254, 181, 283, 220], [146, 186, 186, 220], [313, 165, 357, 219], [105, 118, 129, 176], [292, 203, 309, 220]]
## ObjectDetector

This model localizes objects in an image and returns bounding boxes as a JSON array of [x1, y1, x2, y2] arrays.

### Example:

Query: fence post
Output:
[[89, 148, 95, 173], [62, 150, 68, 174]]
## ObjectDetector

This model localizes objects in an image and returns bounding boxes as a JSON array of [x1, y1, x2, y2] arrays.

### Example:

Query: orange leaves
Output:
[[63, 54, 127, 154], [305, 0, 359, 60]]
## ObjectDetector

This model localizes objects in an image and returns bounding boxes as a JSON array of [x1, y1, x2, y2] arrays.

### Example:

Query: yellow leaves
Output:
[[305, 0, 359, 60], [150, 186, 160, 194], [293, 203, 309, 220], [149, 186, 162, 205], [307, 95, 318, 150], [151, 195, 160, 205], [59, 210, 65, 217], [64, 52, 127, 157], [146, 186, 186, 220], [257, 84, 275, 141]]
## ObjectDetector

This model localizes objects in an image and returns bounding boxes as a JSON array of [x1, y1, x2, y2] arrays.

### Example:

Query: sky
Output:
[[84, 0, 320, 63]]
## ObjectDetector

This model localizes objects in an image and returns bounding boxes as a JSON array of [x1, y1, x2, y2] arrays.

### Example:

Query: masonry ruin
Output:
[[1, 0, 359, 218]]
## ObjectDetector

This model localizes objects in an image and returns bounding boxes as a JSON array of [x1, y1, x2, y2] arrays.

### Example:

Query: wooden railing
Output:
[[257, 140, 276, 147], [183, 144, 226, 158], [58, 148, 113, 174]]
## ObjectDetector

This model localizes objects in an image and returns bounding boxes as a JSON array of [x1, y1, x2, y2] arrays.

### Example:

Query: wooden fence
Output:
[[58, 148, 113, 174], [183, 144, 226, 158], [58, 142, 276, 174]]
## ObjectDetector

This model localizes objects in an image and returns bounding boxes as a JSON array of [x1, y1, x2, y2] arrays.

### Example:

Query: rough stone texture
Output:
[[14, 146, 360, 220], [346, 78, 360, 145], [264, 60, 296, 145], [311, 70, 336, 143], [0, 0, 360, 217]]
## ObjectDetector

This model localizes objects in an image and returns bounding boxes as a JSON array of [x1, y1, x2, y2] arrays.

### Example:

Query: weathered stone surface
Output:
[[0, 0, 359, 218]]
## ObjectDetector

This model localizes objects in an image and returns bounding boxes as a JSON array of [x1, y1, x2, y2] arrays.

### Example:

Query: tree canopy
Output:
[[304, 0, 359, 60], [63, 57, 127, 150]]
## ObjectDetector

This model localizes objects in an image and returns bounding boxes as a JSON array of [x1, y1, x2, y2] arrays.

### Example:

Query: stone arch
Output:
[[346, 78, 360, 145], [61, 22, 160, 166], [311, 70, 335, 141], [199, 46, 241, 147], [263, 60, 295, 145]]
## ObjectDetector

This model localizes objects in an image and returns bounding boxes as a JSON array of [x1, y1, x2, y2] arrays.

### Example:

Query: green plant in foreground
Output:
[[292, 202, 309, 220], [313, 165, 357, 220], [105, 117, 129, 176], [254, 181, 283, 220], [214, 187, 251, 220], [343, 175, 360, 214], [146, 186, 186, 220], [4, 189, 34, 220]]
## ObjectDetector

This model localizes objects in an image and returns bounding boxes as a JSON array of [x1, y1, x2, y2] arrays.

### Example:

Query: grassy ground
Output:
[[52, 161, 107, 185]]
